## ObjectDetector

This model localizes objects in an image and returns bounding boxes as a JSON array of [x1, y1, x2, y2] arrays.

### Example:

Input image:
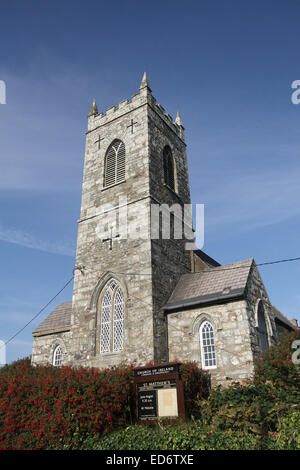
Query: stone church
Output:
[[31, 73, 297, 386]]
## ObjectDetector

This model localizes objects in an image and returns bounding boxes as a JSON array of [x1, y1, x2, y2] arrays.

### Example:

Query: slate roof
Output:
[[272, 305, 297, 330], [164, 258, 254, 311], [32, 302, 72, 337]]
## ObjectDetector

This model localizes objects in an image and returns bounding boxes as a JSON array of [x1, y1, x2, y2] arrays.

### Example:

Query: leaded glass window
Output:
[[53, 345, 62, 367], [100, 290, 112, 353], [104, 140, 125, 188], [113, 287, 124, 352], [200, 321, 217, 369], [100, 280, 124, 354]]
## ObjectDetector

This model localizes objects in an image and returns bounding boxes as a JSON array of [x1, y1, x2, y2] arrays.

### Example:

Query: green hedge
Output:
[[90, 422, 261, 450]]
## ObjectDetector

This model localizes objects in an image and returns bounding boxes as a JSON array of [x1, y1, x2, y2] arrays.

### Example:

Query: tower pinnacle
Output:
[[139, 72, 151, 91], [175, 111, 183, 127], [88, 99, 98, 117]]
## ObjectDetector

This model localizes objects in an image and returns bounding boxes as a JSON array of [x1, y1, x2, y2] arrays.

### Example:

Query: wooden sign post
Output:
[[133, 362, 185, 423]]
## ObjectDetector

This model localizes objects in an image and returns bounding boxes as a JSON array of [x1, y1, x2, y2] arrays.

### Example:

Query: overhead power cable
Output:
[[2, 254, 300, 352], [0, 276, 74, 351], [111, 255, 300, 277]]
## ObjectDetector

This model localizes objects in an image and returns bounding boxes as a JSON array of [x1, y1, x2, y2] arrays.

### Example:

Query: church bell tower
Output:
[[69, 73, 192, 368]]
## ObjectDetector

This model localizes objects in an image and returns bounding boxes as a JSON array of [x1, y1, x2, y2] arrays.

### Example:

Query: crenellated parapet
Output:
[[87, 73, 185, 141]]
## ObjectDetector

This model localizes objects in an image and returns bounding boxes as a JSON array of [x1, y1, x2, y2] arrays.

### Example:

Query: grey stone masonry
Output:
[[31, 330, 72, 366], [244, 262, 278, 362], [167, 299, 254, 387]]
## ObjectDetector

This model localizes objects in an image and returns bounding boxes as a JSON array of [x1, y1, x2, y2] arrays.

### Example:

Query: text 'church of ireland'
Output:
[[31, 74, 297, 386]]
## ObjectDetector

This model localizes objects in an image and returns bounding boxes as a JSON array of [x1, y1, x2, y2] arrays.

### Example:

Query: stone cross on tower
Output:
[[102, 227, 120, 250], [127, 118, 138, 134], [95, 134, 104, 150]]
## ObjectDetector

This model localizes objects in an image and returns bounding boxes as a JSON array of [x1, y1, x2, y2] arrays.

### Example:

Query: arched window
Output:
[[100, 280, 124, 354], [104, 140, 125, 188], [163, 146, 175, 191], [53, 345, 62, 367], [257, 301, 269, 353], [200, 321, 217, 369]]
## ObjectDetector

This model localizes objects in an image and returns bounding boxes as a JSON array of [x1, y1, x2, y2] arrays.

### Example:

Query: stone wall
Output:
[[31, 330, 72, 366], [244, 263, 278, 361], [147, 91, 192, 362], [167, 299, 255, 387]]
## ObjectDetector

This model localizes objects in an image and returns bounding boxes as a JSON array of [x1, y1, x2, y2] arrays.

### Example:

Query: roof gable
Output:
[[32, 302, 72, 337], [165, 259, 254, 311]]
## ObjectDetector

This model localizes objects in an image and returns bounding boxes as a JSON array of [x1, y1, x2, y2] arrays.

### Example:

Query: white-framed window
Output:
[[53, 345, 62, 367], [100, 280, 124, 354], [200, 321, 217, 369]]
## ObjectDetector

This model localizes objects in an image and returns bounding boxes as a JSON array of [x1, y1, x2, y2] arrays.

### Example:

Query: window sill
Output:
[[163, 183, 180, 199], [100, 351, 123, 356], [101, 180, 126, 192]]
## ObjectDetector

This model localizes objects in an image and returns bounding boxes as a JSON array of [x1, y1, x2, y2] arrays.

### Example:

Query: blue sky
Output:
[[0, 0, 300, 363]]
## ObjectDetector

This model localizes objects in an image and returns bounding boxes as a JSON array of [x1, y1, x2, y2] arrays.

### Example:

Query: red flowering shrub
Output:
[[0, 358, 134, 450], [179, 362, 210, 418], [254, 329, 300, 388], [0, 358, 210, 449]]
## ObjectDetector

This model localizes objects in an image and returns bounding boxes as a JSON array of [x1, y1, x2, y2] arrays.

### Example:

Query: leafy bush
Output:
[[94, 422, 260, 450], [275, 411, 300, 450], [195, 330, 300, 447], [0, 359, 134, 450], [196, 380, 300, 442]]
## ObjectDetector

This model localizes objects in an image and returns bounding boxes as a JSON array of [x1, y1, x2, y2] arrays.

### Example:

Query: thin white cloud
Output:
[[198, 166, 300, 232], [0, 225, 75, 256]]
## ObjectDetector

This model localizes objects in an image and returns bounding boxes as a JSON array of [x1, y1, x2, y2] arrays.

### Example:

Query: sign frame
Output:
[[133, 362, 186, 424]]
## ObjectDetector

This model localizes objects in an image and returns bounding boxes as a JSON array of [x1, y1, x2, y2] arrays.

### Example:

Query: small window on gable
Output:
[[200, 321, 217, 370], [104, 140, 125, 188], [163, 145, 175, 191], [53, 345, 62, 367]]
